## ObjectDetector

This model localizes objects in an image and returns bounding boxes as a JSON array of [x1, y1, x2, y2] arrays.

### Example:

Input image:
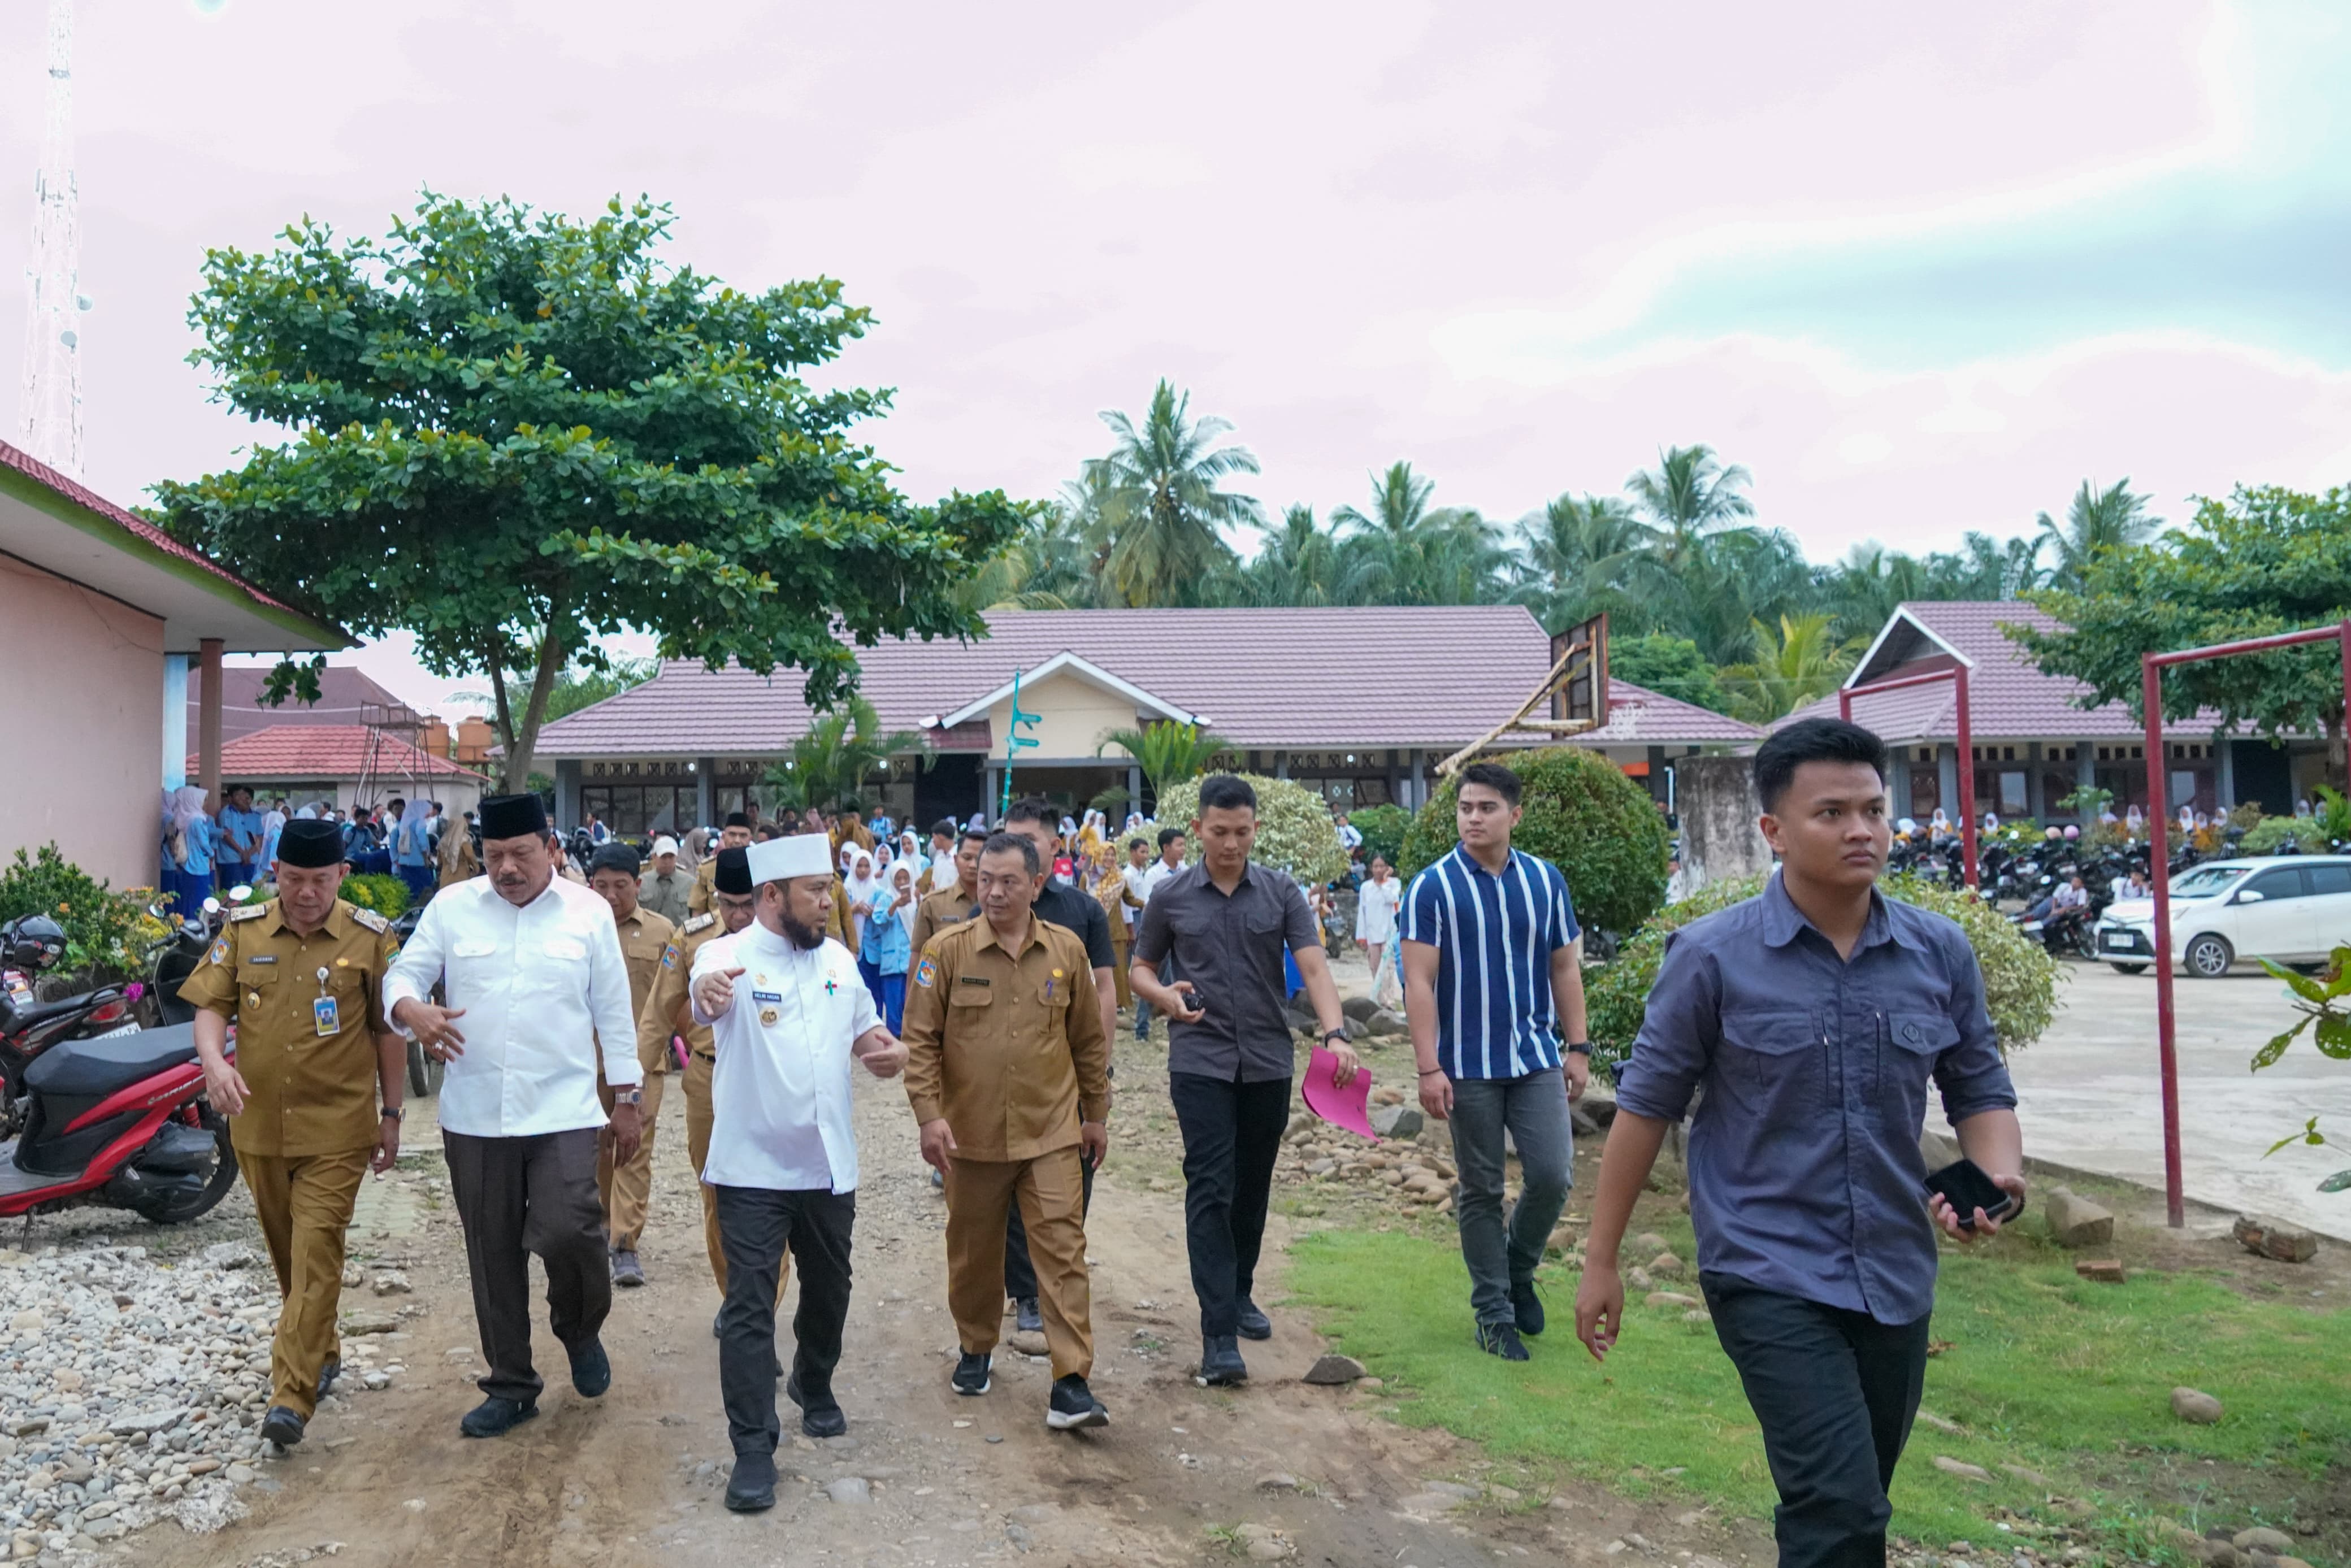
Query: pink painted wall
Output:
[[0, 553, 164, 891]]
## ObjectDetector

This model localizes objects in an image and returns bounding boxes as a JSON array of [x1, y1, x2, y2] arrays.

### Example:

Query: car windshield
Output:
[[2171, 866, 2246, 900]]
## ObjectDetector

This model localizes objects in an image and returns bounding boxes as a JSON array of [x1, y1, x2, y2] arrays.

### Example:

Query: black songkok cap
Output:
[[588, 844, 641, 880], [276, 819, 346, 870], [713, 845, 754, 896], [724, 811, 753, 829], [478, 793, 550, 842]]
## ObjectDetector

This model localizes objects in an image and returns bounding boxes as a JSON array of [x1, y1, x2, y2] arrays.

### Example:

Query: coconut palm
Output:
[[1512, 492, 1656, 632], [1331, 462, 1507, 605], [958, 494, 1109, 611], [1626, 444, 1756, 571], [763, 696, 932, 813], [2035, 479, 2159, 590], [1221, 504, 1359, 607], [1717, 613, 1862, 723], [1086, 380, 1257, 607]]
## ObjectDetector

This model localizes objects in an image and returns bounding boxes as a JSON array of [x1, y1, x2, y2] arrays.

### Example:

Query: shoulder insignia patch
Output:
[[226, 903, 268, 923], [660, 941, 680, 970], [683, 913, 717, 934], [913, 954, 938, 989], [208, 937, 229, 966], [348, 906, 390, 933]]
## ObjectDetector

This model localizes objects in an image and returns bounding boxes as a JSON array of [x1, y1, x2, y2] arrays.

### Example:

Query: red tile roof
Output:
[[533, 606, 1762, 758], [193, 725, 487, 783], [1783, 601, 2233, 740]]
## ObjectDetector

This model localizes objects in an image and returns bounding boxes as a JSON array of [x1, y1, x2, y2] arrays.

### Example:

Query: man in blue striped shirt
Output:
[[1400, 761, 1589, 1360]]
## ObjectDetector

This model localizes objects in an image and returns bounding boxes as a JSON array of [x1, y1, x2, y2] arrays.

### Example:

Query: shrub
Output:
[[1152, 774, 1350, 886], [1585, 873, 2062, 1081], [337, 873, 411, 920], [2241, 815, 2320, 856], [1399, 746, 1671, 939], [1348, 803, 1408, 869], [0, 844, 171, 983]]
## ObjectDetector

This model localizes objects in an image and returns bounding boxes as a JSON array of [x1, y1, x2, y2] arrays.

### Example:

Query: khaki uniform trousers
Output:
[[1108, 933, 1134, 1009], [681, 1050, 788, 1301], [240, 1147, 371, 1420], [944, 1146, 1092, 1380], [596, 1070, 667, 1253]]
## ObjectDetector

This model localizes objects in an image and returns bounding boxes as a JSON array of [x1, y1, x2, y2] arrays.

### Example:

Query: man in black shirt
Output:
[[953, 799, 1116, 1334]]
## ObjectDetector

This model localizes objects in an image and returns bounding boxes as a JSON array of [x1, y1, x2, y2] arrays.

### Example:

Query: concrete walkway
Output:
[[2009, 962, 2351, 1241]]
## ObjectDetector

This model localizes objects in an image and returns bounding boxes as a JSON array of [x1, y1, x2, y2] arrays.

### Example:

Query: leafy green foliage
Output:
[[0, 845, 168, 983], [336, 873, 410, 920], [2254, 945, 2351, 1193], [2012, 484, 2351, 742], [1716, 612, 1861, 723], [1098, 721, 1228, 803], [2034, 477, 2161, 592], [1086, 380, 1258, 607], [1606, 635, 1732, 714], [2240, 815, 2324, 855], [1152, 774, 1349, 886], [1347, 804, 1409, 868], [764, 696, 931, 814], [1399, 747, 1671, 939], [1585, 874, 2061, 1078], [154, 192, 1025, 789]]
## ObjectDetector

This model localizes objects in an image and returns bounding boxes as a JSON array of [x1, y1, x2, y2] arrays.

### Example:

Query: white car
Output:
[[2096, 855, 2351, 978]]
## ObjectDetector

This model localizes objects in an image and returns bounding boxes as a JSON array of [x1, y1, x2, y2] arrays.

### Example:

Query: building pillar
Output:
[[695, 756, 717, 828], [2216, 736, 2236, 811], [2025, 742, 2045, 820], [983, 762, 1001, 823], [1407, 749, 1426, 810], [2076, 742, 2096, 806], [1273, 750, 1289, 780], [1127, 763, 1143, 815], [1645, 745, 1669, 806], [1890, 748, 1912, 820], [1937, 742, 1959, 822], [162, 654, 189, 791], [554, 759, 582, 831], [197, 638, 225, 808]]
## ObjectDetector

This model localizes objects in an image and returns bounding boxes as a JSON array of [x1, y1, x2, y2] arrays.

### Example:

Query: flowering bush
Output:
[[0, 844, 170, 984], [1150, 774, 1350, 886], [336, 873, 411, 920], [1585, 872, 2061, 1082]]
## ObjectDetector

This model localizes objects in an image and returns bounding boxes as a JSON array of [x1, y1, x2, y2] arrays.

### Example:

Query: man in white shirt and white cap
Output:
[[383, 792, 645, 1439], [689, 832, 906, 1514], [640, 835, 694, 927]]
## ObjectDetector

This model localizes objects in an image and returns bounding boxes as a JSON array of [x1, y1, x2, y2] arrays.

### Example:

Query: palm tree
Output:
[[1086, 380, 1257, 607], [1331, 462, 1507, 605], [1098, 720, 1228, 806], [1717, 613, 1862, 723], [958, 493, 1109, 612], [1626, 444, 1756, 571], [2036, 478, 2159, 590], [1222, 504, 1358, 608], [1512, 492, 1655, 632], [763, 696, 932, 813]]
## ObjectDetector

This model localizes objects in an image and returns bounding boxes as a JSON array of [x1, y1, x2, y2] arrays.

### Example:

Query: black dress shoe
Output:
[[1234, 1300, 1273, 1340], [611, 1249, 647, 1288], [1511, 1279, 1546, 1336], [725, 1449, 777, 1513], [712, 1310, 722, 1340], [785, 1371, 848, 1439], [1014, 1297, 1043, 1334], [258, 1406, 306, 1448], [459, 1396, 539, 1438], [1196, 1335, 1248, 1387], [569, 1338, 611, 1398], [315, 1357, 342, 1398]]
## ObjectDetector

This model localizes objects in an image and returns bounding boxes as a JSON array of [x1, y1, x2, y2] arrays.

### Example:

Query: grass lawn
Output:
[[1286, 1220, 2351, 1561]]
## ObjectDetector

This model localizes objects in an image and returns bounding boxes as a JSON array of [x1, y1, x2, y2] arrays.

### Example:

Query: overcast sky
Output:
[[5, 1, 2348, 717]]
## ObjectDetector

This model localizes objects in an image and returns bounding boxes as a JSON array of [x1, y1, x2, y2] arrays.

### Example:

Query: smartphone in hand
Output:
[[1923, 1157, 2017, 1230]]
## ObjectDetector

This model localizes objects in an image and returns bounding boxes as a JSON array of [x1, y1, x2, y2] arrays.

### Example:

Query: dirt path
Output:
[[155, 1044, 1741, 1568]]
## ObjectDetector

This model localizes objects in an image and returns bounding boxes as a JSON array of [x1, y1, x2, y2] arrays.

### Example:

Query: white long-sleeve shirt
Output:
[[382, 874, 641, 1137], [691, 922, 877, 1193]]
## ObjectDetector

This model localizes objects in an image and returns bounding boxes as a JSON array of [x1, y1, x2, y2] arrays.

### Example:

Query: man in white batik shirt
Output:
[[689, 832, 906, 1515]]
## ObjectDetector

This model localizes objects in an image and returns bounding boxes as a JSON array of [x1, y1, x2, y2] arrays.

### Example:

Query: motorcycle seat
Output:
[[24, 1023, 199, 1099], [3, 992, 116, 1033]]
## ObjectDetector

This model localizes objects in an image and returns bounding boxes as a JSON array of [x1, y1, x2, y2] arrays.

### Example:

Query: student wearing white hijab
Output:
[[843, 850, 883, 1006]]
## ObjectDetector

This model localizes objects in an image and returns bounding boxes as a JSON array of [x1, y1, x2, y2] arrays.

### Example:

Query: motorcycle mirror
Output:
[[228, 885, 254, 903], [203, 897, 220, 914]]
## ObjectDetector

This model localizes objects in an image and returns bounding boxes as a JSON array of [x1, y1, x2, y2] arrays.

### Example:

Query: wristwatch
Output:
[[1566, 1041, 1593, 1056], [380, 1106, 404, 1123], [1321, 1029, 1350, 1048], [613, 1087, 645, 1107]]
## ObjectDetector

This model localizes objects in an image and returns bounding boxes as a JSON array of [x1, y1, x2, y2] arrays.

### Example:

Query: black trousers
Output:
[[714, 1184, 856, 1458], [1701, 1272, 1932, 1568], [1169, 1071, 1292, 1337], [442, 1128, 610, 1406], [1003, 1152, 1095, 1303]]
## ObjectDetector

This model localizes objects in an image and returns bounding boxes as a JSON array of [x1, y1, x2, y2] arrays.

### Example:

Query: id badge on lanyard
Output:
[[312, 966, 339, 1037]]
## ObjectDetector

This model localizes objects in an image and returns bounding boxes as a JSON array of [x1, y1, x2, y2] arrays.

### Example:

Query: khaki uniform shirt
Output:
[[908, 882, 977, 963], [438, 831, 478, 887], [639, 867, 694, 928], [637, 911, 725, 1070], [177, 898, 399, 1158], [687, 856, 721, 916], [901, 917, 1109, 1163]]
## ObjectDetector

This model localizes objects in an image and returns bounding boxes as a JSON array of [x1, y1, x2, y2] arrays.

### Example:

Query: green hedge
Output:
[[1151, 774, 1350, 885], [1347, 803, 1408, 868], [0, 844, 171, 984], [336, 873, 411, 920]]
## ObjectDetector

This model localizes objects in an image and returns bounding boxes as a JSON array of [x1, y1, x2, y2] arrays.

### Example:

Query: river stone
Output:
[[823, 1476, 871, 1505], [1302, 1354, 1364, 1385], [2170, 1387, 2223, 1424], [2233, 1528, 2295, 1554], [2043, 1187, 2115, 1249], [1932, 1456, 1992, 1483], [1370, 1104, 1423, 1140], [2232, 1214, 2317, 1263]]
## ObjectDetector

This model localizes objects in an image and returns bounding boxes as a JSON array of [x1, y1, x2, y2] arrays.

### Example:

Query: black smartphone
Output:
[[1923, 1157, 2017, 1230], [1180, 984, 1209, 1017]]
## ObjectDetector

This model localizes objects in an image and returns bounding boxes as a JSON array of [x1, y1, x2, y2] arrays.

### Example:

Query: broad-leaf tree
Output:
[[1608, 634, 1734, 715], [155, 192, 1024, 789]]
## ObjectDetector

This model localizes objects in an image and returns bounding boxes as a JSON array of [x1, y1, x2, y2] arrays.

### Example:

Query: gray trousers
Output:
[[443, 1127, 610, 1405], [1446, 1066, 1573, 1327]]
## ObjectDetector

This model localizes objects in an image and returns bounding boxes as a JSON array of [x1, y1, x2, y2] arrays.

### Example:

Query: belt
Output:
[[693, 1048, 715, 1064]]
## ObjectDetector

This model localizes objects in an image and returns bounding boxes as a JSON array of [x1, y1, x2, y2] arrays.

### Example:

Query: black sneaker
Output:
[[952, 1350, 993, 1396], [315, 1356, 341, 1399], [569, 1338, 612, 1398], [1045, 1374, 1108, 1431], [258, 1405, 306, 1448], [785, 1371, 847, 1439], [1477, 1320, 1531, 1362], [1234, 1299, 1273, 1341], [1015, 1297, 1043, 1334], [1196, 1335, 1248, 1387], [459, 1396, 539, 1438], [611, 1249, 647, 1288], [725, 1448, 777, 1513], [1511, 1279, 1546, 1336]]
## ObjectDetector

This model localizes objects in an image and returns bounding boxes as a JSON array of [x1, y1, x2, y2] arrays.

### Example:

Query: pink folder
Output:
[[1301, 1046, 1378, 1140]]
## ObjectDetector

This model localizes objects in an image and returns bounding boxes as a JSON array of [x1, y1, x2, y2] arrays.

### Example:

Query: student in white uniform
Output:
[[688, 833, 906, 1515]]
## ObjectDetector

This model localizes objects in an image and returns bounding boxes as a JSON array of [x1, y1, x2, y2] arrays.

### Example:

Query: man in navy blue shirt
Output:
[[1576, 719, 2023, 1568], [1400, 761, 1589, 1361]]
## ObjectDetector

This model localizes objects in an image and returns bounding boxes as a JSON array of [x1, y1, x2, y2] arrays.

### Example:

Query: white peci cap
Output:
[[748, 833, 834, 885]]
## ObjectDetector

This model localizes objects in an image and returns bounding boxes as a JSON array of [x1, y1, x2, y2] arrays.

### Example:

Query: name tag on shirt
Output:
[[313, 995, 340, 1036], [751, 991, 784, 1006], [543, 937, 587, 961]]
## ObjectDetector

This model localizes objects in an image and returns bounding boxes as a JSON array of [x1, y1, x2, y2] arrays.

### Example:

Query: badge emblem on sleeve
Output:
[[914, 955, 938, 989]]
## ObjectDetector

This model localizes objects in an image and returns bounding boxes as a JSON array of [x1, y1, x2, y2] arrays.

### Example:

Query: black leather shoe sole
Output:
[[726, 1452, 778, 1511], [315, 1358, 342, 1399], [1234, 1308, 1273, 1341]]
